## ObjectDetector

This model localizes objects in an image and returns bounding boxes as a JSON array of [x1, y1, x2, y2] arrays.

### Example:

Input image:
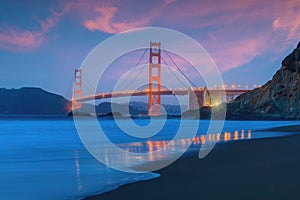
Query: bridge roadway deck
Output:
[[75, 89, 249, 102]]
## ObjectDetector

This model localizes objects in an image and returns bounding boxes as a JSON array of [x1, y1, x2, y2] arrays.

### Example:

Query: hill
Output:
[[0, 87, 70, 115], [227, 42, 300, 120]]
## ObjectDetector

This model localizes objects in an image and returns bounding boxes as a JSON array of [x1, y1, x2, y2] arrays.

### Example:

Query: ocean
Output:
[[0, 116, 299, 200]]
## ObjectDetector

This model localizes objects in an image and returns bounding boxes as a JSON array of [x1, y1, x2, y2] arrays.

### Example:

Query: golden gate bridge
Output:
[[71, 42, 253, 116]]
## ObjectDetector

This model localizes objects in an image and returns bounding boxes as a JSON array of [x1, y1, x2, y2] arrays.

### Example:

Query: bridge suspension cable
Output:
[[65, 73, 74, 99], [161, 56, 189, 88], [117, 60, 149, 91], [114, 47, 149, 91], [81, 74, 102, 94], [162, 46, 201, 87], [76, 47, 150, 95]]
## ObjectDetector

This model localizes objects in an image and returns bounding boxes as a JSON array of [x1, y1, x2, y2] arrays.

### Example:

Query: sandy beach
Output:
[[85, 124, 300, 200], [262, 125, 300, 132]]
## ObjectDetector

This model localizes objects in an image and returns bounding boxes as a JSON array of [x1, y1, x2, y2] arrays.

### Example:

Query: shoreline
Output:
[[261, 124, 300, 132], [84, 124, 300, 200]]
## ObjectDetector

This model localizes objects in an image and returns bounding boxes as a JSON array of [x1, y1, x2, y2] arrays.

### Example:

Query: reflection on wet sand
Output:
[[111, 130, 253, 164]]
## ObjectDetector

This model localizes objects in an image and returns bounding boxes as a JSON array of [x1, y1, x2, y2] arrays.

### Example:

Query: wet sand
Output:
[[85, 124, 300, 200], [262, 124, 300, 132]]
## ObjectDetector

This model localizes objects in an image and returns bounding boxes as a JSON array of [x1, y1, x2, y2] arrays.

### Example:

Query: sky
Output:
[[0, 0, 299, 99]]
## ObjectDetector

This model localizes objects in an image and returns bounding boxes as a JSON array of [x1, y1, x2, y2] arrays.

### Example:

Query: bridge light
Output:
[[245, 85, 249, 90], [213, 101, 221, 106], [238, 84, 241, 88], [231, 84, 235, 89]]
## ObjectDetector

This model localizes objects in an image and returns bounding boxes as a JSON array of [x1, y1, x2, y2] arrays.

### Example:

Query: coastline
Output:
[[261, 124, 300, 132], [84, 124, 300, 200]]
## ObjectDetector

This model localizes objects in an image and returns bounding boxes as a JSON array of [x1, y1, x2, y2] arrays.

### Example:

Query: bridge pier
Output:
[[203, 87, 212, 106], [188, 87, 204, 110]]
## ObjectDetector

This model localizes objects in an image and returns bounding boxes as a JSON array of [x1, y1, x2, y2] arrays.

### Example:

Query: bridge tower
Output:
[[73, 69, 82, 110], [148, 42, 161, 116]]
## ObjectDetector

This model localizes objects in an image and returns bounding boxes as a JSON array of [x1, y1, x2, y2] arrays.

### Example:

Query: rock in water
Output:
[[228, 42, 300, 120]]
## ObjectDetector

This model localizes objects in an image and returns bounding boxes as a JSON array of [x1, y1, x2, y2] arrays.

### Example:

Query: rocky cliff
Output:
[[227, 42, 300, 120]]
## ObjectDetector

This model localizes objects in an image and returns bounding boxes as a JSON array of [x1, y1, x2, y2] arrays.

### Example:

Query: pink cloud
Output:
[[208, 38, 268, 72], [0, 11, 60, 51], [272, 0, 300, 41], [67, 0, 300, 73], [0, 25, 44, 50], [163, 0, 176, 4], [61, 0, 174, 34], [153, 0, 300, 72], [1, 0, 298, 73], [83, 6, 151, 34], [156, 0, 270, 29]]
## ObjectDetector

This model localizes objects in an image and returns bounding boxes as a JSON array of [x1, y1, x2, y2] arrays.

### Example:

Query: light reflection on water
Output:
[[74, 150, 83, 192], [120, 129, 252, 152], [100, 130, 253, 168]]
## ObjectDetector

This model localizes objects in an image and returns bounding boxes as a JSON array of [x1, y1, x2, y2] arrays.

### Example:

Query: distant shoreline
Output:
[[2, 113, 299, 123], [1, 113, 300, 122]]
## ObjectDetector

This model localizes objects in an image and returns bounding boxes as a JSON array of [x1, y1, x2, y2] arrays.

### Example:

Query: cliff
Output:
[[227, 42, 300, 120]]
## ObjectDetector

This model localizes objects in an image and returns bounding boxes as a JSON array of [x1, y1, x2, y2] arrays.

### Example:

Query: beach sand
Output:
[[262, 125, 300, 132], [85, 124, 300, 200]]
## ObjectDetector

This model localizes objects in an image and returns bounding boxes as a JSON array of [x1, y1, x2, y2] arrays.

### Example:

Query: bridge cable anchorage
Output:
[[114, 46, 149, 91], [161, 56, 189, 88], [161, 45, 198, 88], [118, 60, 149, 91]]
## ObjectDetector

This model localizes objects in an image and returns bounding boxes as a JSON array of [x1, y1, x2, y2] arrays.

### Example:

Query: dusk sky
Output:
[[0, 0, 299, 98]]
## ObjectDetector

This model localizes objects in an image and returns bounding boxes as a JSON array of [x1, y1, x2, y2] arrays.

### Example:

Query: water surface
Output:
[[0, 116, 298, 199]]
